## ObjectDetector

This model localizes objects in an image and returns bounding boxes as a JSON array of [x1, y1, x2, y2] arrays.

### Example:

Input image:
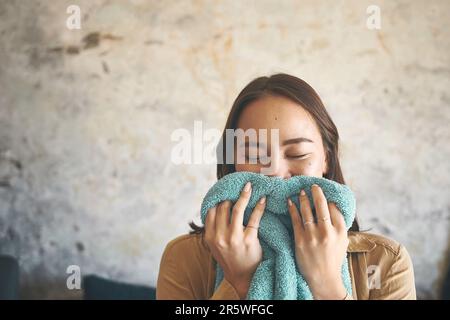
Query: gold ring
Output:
[[246, 225, 259, 229], [303, 220, 314, 226]]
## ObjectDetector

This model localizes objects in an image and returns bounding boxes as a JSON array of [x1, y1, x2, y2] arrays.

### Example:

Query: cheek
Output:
[[290, 159, 323, 176]]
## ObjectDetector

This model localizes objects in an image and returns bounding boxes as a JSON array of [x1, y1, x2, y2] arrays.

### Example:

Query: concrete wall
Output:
[[0, 0, 449, 299]]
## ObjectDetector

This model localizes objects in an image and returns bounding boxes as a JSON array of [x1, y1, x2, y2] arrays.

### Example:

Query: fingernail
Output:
[[287, 198, 293, 206], [259, 197, 266, 204], [300, 189, 306, 196], [244, 182, 251, 192], [312, 184, 319, 189]]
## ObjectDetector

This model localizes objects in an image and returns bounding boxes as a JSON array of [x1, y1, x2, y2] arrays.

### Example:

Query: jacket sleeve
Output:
[[370, 245, 417, 300], [156, 236, 241, 300]]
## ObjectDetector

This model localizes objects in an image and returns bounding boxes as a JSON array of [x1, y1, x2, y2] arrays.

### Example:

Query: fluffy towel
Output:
[[200, 171, 356, 300]]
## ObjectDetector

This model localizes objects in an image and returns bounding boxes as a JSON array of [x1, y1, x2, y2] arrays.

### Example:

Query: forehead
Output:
[[236, 95, 319, 137]]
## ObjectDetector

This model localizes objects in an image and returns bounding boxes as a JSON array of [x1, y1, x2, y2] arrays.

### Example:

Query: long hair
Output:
[[189, 73, 360, 233]]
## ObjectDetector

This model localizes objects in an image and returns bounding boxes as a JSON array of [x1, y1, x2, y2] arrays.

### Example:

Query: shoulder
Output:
[[161, 232, 210, 264], [348, 232, 416, 299], [348, 231, 404, 255], [163, 232, 208, 252], [348, 231, 413, 268], [157, 233, 213, 299]]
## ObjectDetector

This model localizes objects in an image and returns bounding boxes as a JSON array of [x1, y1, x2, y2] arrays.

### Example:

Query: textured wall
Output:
[[0, 0, 449, 299]]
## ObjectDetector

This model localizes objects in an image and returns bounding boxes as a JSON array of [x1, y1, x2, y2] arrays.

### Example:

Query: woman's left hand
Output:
[[287, 184, 349, 300]]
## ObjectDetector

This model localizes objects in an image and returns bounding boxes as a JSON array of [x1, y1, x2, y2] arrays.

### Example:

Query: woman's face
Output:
[[234, 95, 328, 179]]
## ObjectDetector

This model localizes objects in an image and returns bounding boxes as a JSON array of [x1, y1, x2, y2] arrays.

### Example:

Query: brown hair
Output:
[[189, 73, 360, 233]]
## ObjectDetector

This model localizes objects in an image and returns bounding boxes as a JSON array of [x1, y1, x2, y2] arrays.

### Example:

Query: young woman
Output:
[[156, 74, 416, 300]]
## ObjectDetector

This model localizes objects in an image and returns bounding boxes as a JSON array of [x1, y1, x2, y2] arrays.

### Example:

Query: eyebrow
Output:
[[281, 137, 314, 146], [239, 137, 313, 148]]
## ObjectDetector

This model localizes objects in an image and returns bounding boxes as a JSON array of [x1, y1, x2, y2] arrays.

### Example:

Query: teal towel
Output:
[[200, 171, 356, 300]]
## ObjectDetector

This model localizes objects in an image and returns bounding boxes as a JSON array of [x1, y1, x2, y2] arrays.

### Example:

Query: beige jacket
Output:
[[156, 231, 416, 300]]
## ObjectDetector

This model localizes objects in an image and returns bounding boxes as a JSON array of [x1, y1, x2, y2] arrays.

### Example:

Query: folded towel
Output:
[[200, 171, 356, 300]]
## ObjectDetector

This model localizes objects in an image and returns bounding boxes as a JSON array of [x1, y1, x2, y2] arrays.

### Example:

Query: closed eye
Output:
[[245, 153, 311, 161], [287, 153, 310, 159]]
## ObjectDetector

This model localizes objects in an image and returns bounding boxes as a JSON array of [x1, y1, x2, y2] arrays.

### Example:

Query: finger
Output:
[[287, 197, 303, 240], [216, 200, 231, 235], [245, 196, 266, 237], [230, 182, 252, 231], [298, 189, 314, 227], [311, 184, 332, 231], [329, 202, 346, 232], [204, 206, 216, 242]]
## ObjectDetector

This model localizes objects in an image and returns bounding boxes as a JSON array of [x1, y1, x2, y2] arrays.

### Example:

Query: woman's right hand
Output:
[[204, 182, 266, 299]]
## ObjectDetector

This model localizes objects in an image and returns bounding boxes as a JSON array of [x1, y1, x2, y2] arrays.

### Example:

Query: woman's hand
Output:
[[287, 184, 349, 300], [204, 182, 266, 299]]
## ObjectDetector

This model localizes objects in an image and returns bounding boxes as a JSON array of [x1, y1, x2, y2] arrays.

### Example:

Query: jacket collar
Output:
[[347, 231, 377, 253]]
